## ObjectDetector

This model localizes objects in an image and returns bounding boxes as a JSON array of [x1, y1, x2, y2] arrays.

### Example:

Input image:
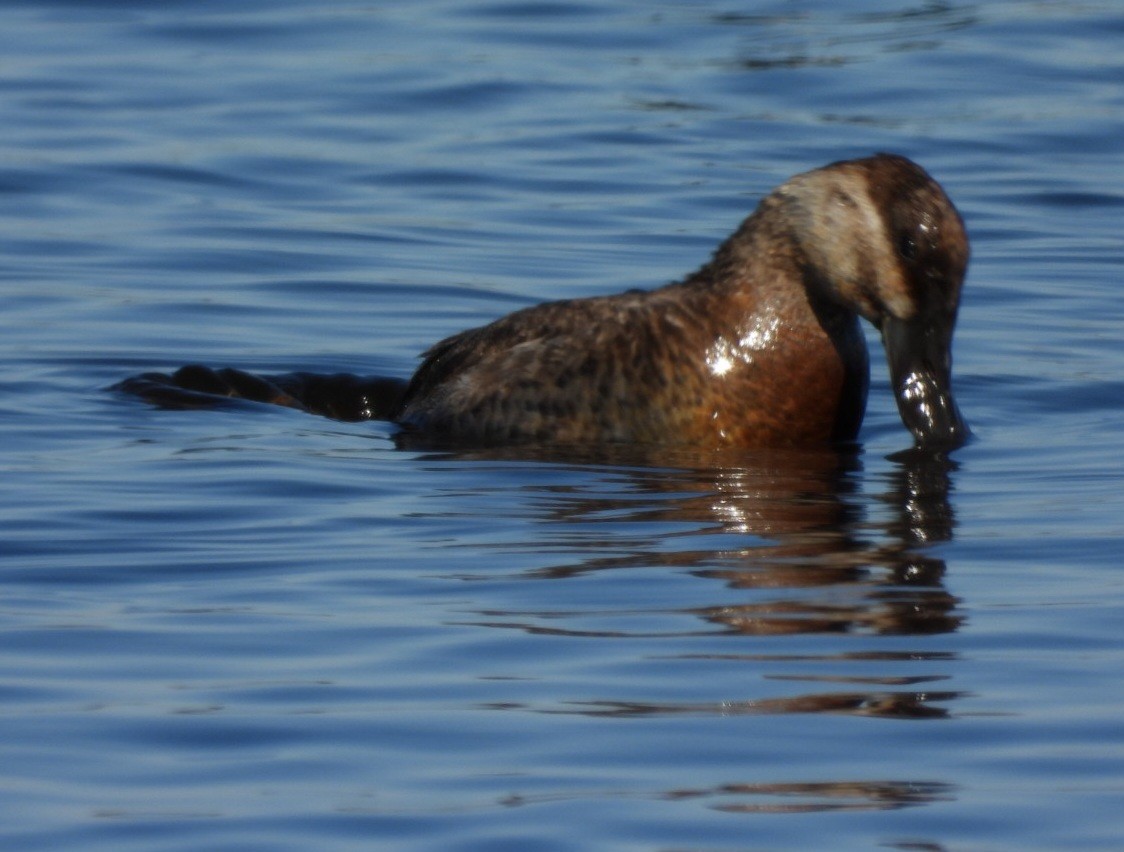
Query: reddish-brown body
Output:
[[397, 244, 866, 447]]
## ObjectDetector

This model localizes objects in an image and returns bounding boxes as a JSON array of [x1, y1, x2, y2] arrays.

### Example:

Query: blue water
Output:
[[3, 1, 1123, 850]]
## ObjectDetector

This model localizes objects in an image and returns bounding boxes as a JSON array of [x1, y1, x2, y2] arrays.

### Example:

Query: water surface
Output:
[[2, 1, 1123, 850]]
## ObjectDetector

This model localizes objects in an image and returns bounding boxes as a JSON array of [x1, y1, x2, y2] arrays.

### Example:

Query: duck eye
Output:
[[897, 233, 918, 262]]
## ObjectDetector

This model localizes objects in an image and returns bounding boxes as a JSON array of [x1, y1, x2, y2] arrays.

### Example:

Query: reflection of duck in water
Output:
[[119, 154, 970, 450]]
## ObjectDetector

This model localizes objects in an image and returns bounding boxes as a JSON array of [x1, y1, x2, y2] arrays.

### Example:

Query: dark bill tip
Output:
[[881, 316, 970, 452], [894, 369, 971, 451]]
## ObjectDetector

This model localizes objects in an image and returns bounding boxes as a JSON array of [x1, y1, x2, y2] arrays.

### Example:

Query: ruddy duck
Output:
[[118, 154, 970, 451]]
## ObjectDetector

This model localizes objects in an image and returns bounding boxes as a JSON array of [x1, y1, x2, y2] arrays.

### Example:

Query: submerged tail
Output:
[[113, 365, 408, 422]]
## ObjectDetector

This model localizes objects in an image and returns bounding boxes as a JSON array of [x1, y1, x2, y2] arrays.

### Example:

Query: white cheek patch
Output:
[[845, 173, 917, 321], [780, 169, 913, 320]]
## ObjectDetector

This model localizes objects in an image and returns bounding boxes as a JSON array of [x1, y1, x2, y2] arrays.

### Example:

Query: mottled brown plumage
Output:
[[117, 154, 970, 450], [394, 153, 969, 449]]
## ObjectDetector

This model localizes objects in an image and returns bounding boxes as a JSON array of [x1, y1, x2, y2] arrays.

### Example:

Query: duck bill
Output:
[[882, 315, 970, 450]]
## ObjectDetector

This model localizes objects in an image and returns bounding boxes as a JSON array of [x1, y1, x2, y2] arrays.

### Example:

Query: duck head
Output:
[[778, 153, 971, 450]]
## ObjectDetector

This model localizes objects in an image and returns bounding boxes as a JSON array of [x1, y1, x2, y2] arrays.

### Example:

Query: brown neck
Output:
[[673, 199, 823, 331]]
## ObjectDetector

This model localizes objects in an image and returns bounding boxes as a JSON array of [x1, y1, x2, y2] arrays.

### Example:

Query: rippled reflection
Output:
[[526, 688, 962, 720], [664, 779, 957, 814], [496, 778, 955, 816], [426, 443, 965, 721]]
